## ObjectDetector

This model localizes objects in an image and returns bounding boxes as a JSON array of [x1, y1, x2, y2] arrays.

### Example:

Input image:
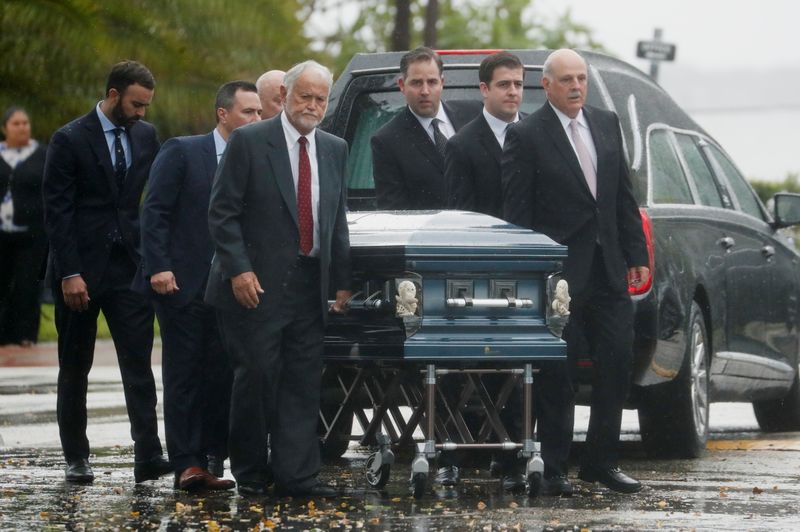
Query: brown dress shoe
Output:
[[178, 466, 236, 491]]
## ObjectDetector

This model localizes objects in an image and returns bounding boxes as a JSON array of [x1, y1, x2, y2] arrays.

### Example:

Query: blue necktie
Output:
[[113, 128, 126, 190]]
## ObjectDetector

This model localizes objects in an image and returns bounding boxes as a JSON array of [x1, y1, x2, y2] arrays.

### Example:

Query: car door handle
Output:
[[719, 236, 735, 250], [762, 245, 776, 259]]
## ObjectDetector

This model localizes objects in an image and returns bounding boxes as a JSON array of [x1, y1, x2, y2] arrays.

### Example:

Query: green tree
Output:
[[317, 0, 604, 75], [1, 0, 309, 140], [750, 173, 800, 205]]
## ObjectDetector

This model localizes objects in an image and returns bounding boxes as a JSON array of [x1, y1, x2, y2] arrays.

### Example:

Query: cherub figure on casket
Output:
[[395, 280, 418, 317], [551, 279, 570, 316]]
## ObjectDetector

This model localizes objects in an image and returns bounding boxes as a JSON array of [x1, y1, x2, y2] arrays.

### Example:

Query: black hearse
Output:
[[320, 50, 800, 458]]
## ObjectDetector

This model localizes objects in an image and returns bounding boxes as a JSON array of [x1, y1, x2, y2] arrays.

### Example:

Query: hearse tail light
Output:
[[629, 208, 654, 296], [545, 273, 570, 338]]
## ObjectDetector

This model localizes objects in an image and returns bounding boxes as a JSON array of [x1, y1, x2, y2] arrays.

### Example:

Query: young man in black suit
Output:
[[43, 61, 171, 483], [445, 52, 575, 496], [502, 49, 650, 493], [371, 46, 479, 210], [132, 81, 263, 491], [206, 60, 352, 498]]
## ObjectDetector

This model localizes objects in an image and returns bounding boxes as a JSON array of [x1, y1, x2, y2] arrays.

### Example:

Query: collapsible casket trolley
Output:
[[320, 211, 568, 498]]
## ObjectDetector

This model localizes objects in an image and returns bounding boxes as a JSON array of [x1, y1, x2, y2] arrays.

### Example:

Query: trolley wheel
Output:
[[411, 472, 427, 499], [365, 453, 391, 489], [527, 472, 542, 498]]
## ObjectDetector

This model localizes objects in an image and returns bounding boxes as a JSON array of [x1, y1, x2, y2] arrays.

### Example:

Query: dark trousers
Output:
[[155, 297, 231, 473], [219, 257, 324, 491], [0, 231, 47, 344], [566, 246, 634, 469], [54, 246, 162, 463]]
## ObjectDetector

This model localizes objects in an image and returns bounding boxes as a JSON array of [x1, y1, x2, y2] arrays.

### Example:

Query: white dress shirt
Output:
[[549, 102, 598, 172], [212, 128, 227, 164], [409, 105, 456, 143], [281, 111, 320, 257], [482, 107, 519, 148]]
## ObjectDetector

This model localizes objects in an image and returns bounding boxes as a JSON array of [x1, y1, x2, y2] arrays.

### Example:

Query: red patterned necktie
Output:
[[297, 136, 313, 255]]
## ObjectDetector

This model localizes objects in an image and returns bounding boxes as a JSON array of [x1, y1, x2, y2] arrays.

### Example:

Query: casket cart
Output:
[[320, 211, 569, 497]]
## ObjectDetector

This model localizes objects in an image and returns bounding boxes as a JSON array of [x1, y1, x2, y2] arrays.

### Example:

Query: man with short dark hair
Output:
[[133, 80, 262, 491], [206, 61, 352, 498], [445, 52, 575, 496], [371, 46, 479, 210], [503, 49, 650, 494], [43, 60, 170, 483]]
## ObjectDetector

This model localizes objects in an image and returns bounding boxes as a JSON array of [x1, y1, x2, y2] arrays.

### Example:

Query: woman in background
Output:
[[0, 106, 47, 346]]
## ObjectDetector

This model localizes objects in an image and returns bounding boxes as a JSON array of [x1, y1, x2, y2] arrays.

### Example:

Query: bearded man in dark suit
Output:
[[502, 49, 650, 494], [43, 60, 170, 484], [371, 46, 479, 210], [206, 60, 352, 498]]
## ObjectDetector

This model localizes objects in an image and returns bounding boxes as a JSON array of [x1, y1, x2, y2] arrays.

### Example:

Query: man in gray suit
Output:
[[206, 60, 352, 497]]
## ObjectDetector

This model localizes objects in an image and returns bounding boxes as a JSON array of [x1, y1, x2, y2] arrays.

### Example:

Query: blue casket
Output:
[[323, 210, 569, 362]]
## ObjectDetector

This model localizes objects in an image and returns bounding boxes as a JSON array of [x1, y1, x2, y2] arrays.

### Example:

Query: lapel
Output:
[[264, 117, 298, 228], [200, 132, 217, 183], [476, 114, 502, 165], [314, 130, 336, 239], [401, 107, 443, 171], [83, 110, 118, 197], [539, 103, 595, 202]]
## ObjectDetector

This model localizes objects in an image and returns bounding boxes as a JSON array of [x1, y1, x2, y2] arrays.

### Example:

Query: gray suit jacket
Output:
[[204, 115, 351, 320]]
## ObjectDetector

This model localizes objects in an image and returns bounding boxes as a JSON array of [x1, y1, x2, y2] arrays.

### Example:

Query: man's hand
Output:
[[627, 266, 651, 289], [150, 271, 180, 295], [231, 271, 264, 309], [330, 290, 352, 314], [62, 275, 90, 311]]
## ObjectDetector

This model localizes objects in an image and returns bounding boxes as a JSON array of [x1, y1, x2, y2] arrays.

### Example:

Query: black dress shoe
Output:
[[501, 472, 526, 493], [207, 455, 224, 478], [238, 483, 268, 497], [275, 482, 340, 497], [434, 465, 460, 487], [134, 456, 172, 483], [65, 458, 94, 483], [542, 474, 574, 496], [578, 466, 642, 494]]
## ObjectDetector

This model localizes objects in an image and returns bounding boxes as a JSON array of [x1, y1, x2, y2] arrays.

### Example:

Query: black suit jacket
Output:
[[371, 101, 480, 210], [205, 115, 351, 321], [43, 109, 159, 291], [132, 132, 217, 307], [444, 111, 526, 218], [502, 103, 647, 297]]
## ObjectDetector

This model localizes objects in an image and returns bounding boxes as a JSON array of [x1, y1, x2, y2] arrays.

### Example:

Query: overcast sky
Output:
[[540, 0, 800, 71]]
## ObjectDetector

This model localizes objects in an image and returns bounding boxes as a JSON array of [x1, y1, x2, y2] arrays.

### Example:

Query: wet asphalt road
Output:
[[1, 342, 799, 531]]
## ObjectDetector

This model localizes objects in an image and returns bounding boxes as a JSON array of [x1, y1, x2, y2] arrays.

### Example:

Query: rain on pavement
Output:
[[1, 341, 799, 531]]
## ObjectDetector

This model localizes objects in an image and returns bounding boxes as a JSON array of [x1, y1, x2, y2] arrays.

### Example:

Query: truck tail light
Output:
[[629, 208, 654, 296]]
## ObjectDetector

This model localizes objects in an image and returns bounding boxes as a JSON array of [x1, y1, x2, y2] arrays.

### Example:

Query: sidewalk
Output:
[[0, 339, 162, 367]]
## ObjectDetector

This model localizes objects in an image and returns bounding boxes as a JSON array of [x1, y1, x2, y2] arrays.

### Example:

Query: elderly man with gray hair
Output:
[[206, 60, 352, 497]]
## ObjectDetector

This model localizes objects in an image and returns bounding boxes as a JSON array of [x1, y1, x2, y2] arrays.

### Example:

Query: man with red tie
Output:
[[206, 60, 352, 497]]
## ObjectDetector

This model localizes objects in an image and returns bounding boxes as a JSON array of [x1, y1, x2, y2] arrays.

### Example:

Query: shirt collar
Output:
[[212, 128, 227, 158], [548, 101, 588, 131], [96, 101, 120, 134], [482, 107, 518, 137], [280, 111, 316, 150], [409, 104, 451, 131]]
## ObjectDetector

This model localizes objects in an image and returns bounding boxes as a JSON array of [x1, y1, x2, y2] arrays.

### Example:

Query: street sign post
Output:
[[636, 28, 676, 82]]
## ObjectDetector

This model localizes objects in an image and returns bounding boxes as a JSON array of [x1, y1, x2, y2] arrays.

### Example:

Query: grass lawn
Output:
[[39, 304, 160, 342]]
